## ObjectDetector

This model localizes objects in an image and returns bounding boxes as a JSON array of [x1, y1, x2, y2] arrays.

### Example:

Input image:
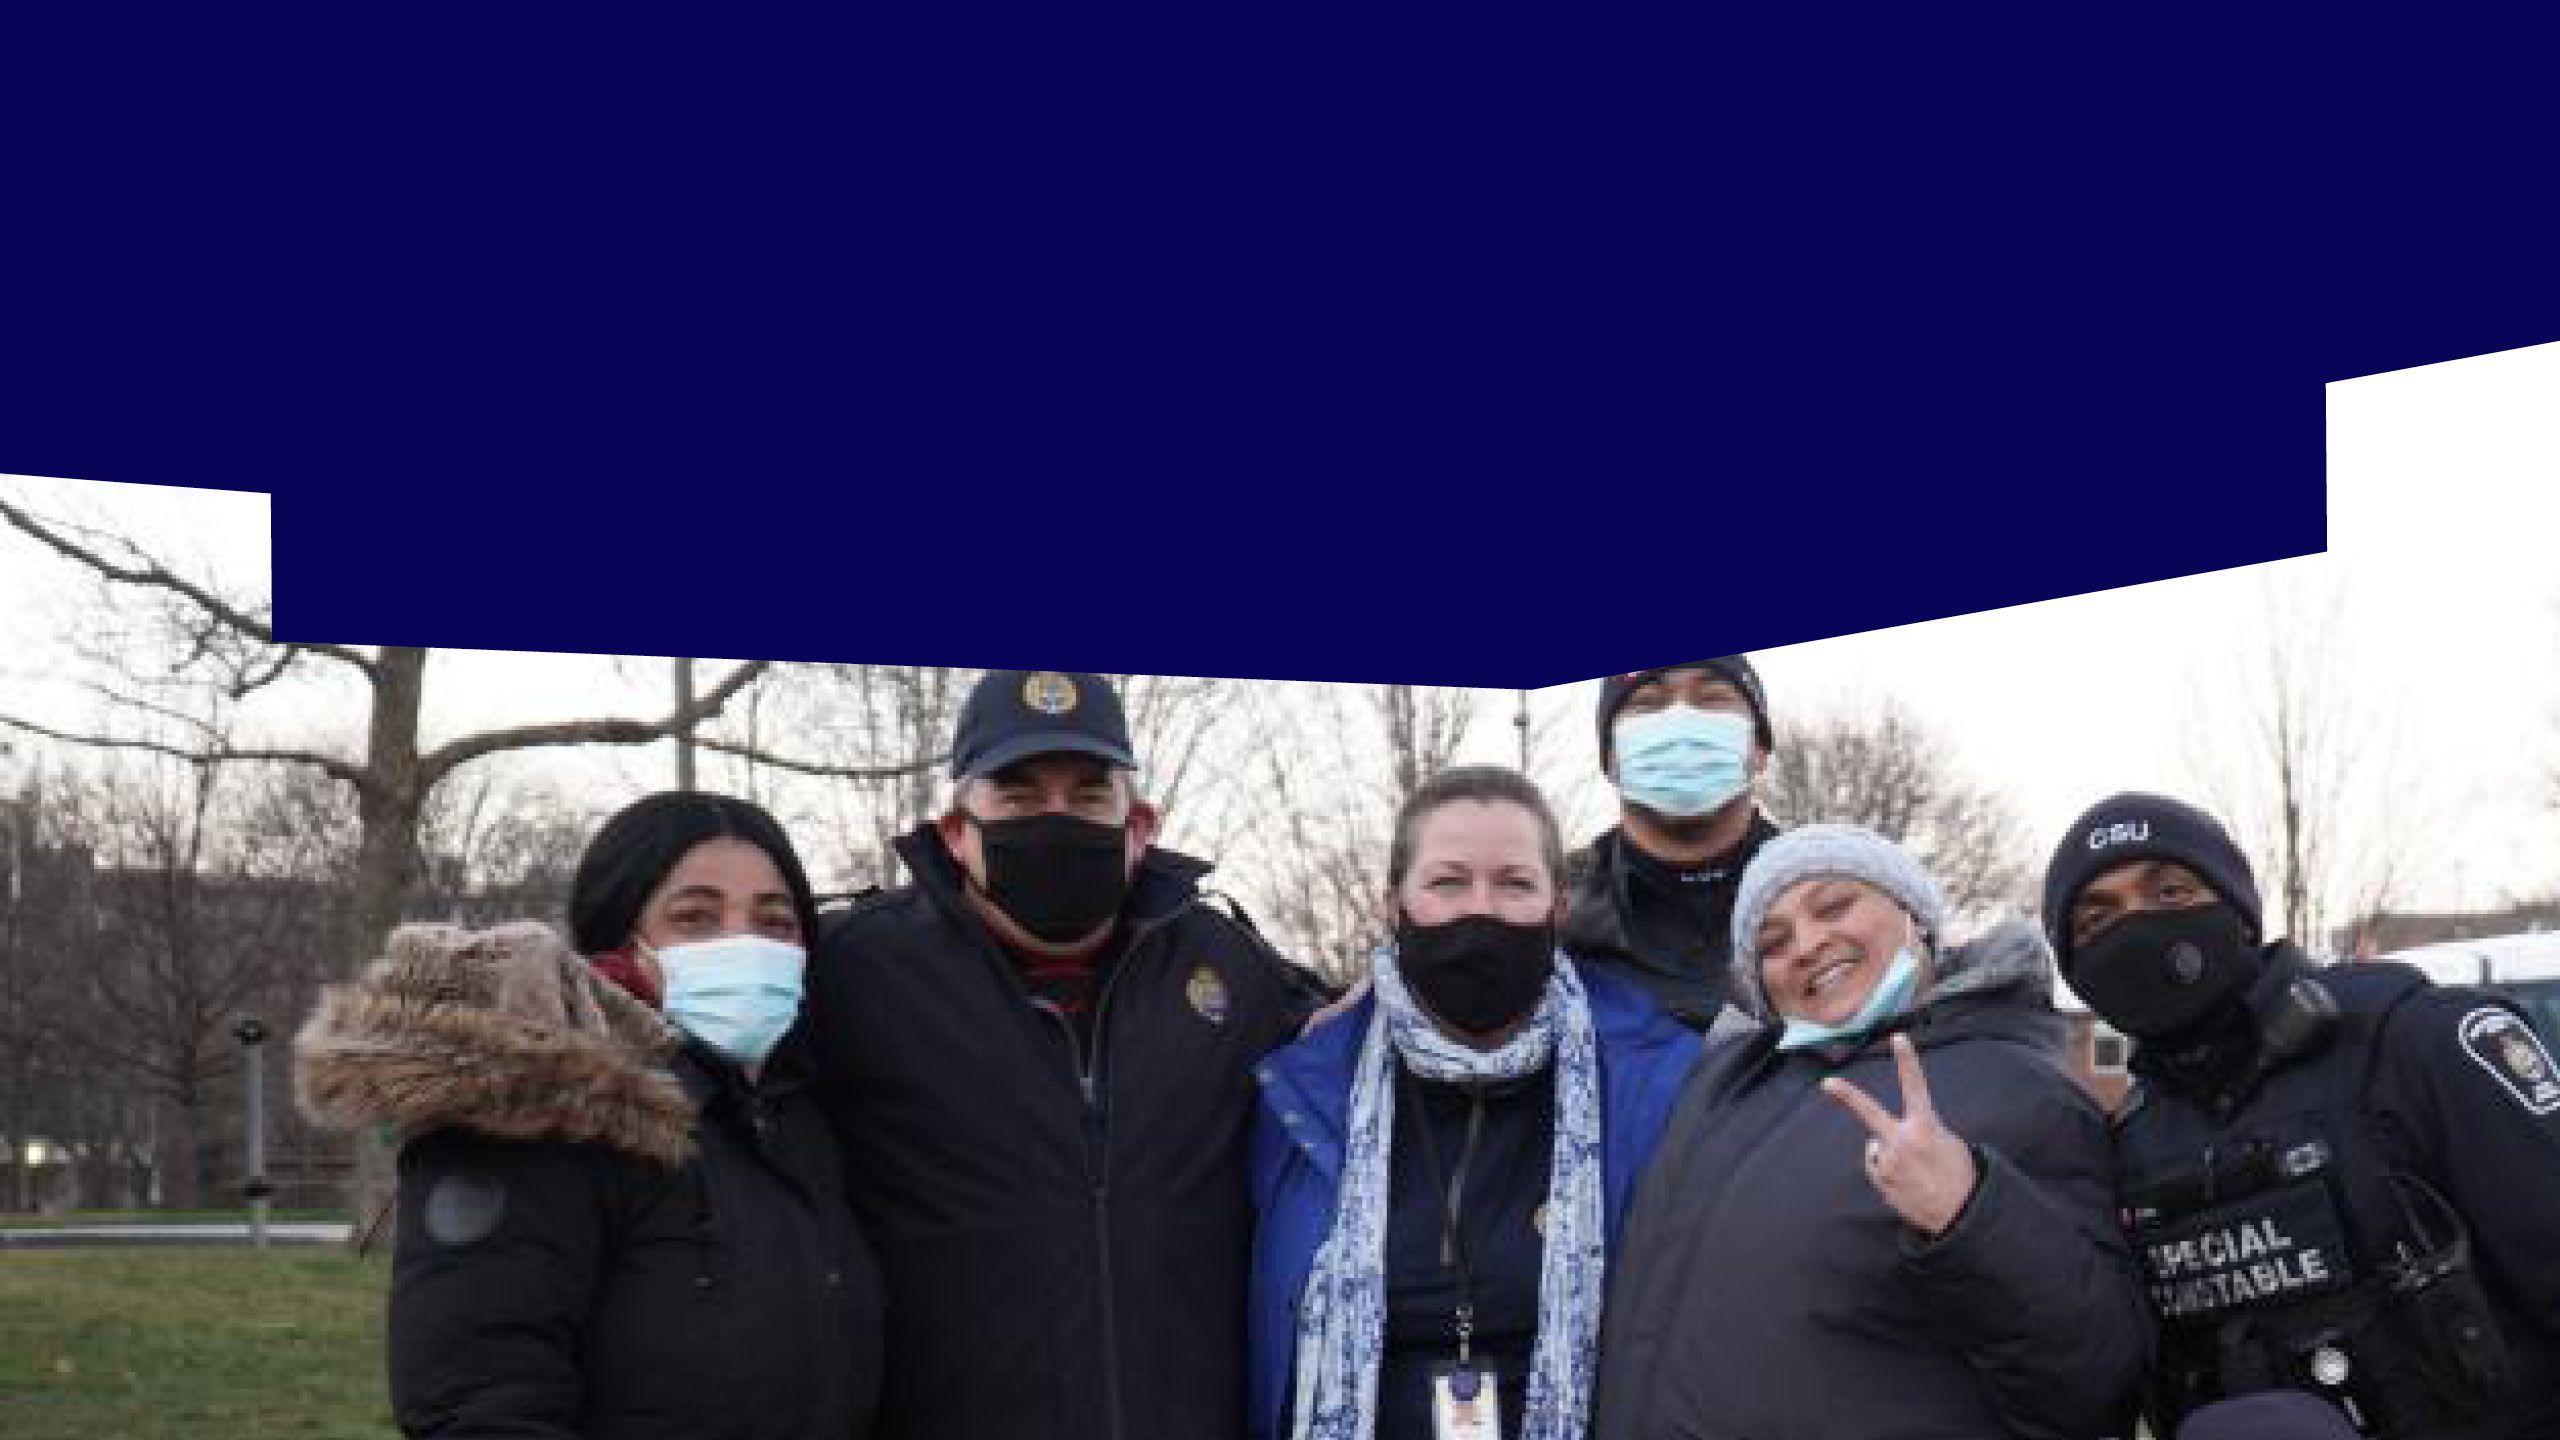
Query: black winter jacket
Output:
[[802, 827, 1323, 1440], [1592, 919, 2150, 1440], [296, 921, 883, 1440], [1560, 815, 1778, 1031]]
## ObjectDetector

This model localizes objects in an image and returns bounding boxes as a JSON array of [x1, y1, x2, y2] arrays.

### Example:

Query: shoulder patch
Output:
[[2458, 1006, 2560, 1116], [1185, 961, 1232, 1026], [422, 1171, 509, 1246]]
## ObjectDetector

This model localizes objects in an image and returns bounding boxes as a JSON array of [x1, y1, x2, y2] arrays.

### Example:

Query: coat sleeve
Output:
[[388, 1128, 611, 1438], [1898, 1066, 2152, 1440], [796, 911, 866, 1140], [2387, 988, 2560, 1337], [1243, 1095, 1303, 1440]]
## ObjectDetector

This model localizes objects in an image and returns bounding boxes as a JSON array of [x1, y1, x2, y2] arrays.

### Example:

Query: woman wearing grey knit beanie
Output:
[[1591, 824, 2151, 1440]]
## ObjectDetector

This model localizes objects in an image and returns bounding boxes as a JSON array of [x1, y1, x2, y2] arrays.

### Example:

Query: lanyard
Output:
[[1401, 1064, 1488, 1363]]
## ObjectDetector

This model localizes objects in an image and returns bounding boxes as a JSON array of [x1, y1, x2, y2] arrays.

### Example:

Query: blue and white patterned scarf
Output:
[[1288, 943, 1606, 1440]]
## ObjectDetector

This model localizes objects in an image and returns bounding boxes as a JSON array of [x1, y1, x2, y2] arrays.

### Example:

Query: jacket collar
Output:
[[672, 1035, 808, 1110], [2128, 939, 2313, 1102], [1560, 813, 1777, 970]]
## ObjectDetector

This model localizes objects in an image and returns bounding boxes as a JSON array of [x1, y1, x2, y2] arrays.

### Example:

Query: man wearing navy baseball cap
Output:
[[799, 669, 1322, 1440], [1560, 657, 1782, 1031], [2044, 791, 2560, 1440]]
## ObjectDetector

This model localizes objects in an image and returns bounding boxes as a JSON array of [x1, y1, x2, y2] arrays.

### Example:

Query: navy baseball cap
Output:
[[950, 670, 1136, 780]]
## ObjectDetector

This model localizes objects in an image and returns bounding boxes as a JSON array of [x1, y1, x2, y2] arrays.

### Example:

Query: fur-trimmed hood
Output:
[[294, 920, 696, 1166]]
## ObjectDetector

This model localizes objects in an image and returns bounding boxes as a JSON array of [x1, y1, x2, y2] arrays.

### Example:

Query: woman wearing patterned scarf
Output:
[[1247, 765, 1701, 1440], [1590, 824, 2150, 1439]]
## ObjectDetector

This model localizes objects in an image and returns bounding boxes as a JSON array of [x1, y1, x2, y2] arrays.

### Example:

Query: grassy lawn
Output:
[[0, 1250, 392, 1438]]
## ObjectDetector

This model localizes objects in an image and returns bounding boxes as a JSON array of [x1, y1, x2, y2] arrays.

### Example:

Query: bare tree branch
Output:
[[1763, 695, 2033, 923], [0, 495, 379, 682], [230, 641, 310, 700], [0, 714, 367, 787], [74, 680, 231, 748], [417, 660, 771, 781], [1116, 672, 1238, 832], [2181, 571, 2416, 954], [693, 733, 947, 780]]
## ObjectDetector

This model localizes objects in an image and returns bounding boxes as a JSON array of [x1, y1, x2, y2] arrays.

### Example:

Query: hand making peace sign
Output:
[[1819, 1032, 1980, 1238]]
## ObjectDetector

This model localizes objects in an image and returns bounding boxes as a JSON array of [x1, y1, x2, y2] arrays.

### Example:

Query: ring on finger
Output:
[[1864, 1137, 1884, 1169]]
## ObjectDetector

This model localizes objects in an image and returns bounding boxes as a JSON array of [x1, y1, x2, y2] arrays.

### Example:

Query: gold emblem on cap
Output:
[[1532, 1202, 1549, 1238], [1021, 671, 1080, 716], [1186, 962, 1231, 1025]]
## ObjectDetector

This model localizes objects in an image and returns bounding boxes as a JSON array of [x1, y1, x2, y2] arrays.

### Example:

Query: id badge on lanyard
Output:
[[1429, 1356, 1502, 1440], [1407, 1067, 1505, 1440]]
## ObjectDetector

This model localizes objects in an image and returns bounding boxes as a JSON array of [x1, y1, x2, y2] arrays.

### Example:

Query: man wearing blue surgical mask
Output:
[[1560, 657, 1782, 1032]]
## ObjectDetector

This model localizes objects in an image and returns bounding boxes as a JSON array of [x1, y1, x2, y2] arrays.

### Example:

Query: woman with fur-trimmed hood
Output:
[[297, 791, 883, 1440], [1590, 824, 2150, 1439]]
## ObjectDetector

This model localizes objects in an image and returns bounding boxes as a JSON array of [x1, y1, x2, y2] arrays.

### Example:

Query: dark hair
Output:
[[568, 791, 820, 956], [1384, 765, 1567, 893]]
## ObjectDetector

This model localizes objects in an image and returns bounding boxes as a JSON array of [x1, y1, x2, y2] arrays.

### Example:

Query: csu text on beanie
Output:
[[1594, 656, 1774, 769], [2040, 792, 2263, 965], [1728, 823, 1946, 1019]]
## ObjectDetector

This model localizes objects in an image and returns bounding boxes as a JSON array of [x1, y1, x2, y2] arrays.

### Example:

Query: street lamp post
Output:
[[234, 1017, 271, 1249]]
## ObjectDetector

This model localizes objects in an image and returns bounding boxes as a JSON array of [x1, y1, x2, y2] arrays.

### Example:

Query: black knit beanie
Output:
[[1594, 656, 1774, 769], [2041, 791, 2263, 964], [569, 791, 821, 957]]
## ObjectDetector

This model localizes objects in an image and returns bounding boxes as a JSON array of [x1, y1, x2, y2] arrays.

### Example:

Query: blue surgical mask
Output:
[[1777, 945, 1923, 1052], [650, 934, 806, 1066], [1613, 705, 1755, 818]]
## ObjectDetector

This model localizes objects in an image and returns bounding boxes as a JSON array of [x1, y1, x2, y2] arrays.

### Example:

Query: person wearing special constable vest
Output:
[[2044, 792, 2560, 1440], [1560, 658, 1782, 1033], [799, 670, 1327, 1440]]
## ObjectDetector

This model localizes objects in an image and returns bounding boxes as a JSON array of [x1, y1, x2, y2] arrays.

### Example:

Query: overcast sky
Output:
[[1447, 342, 2560, 923], [7, 340, 2557, 930]]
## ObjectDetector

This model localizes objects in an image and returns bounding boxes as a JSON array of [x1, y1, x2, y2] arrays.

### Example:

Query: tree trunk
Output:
[[344, 647, 428, 1245]]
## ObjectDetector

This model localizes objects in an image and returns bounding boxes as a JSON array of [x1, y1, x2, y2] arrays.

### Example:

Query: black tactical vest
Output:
[[2115, 965, 2523, 1436]]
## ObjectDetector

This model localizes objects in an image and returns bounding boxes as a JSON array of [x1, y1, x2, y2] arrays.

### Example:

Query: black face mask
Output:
[[1395, 913, 1555, 1036], [968, 813, 1130, 944], [2068, 903, 2260, 1042]]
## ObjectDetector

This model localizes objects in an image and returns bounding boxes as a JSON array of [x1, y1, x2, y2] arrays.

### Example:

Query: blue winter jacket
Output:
[[1244, 964, 1702, 1440]]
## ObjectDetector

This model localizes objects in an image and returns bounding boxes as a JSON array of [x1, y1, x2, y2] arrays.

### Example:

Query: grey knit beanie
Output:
[[1730, 824, 1946, 1017]]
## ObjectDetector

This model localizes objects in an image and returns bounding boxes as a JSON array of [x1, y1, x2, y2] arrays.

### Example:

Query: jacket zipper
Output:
[[1024, 910, 1174, 1440], [737, 1077, 847, 1350]]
